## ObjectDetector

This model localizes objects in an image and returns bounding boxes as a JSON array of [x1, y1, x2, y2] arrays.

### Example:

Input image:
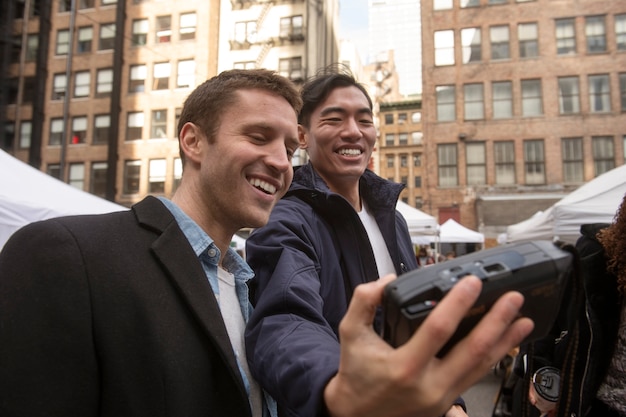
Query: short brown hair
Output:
[[177, 69, 302, 159]]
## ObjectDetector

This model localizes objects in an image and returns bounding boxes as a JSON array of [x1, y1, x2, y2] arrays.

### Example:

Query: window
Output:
[[96, 68, 113, 97], [436, 85, 456, 122], [411, 112, 421, 123], [49, 118, 64, 146], [173, 158, 182, 193], [492, 81, 512, 118], [124, 160, 141, 194], [461, 28, 481, 63], [19, 121, 32, 149], [398, 113, 408, 124], [413, 154, 422, 167], [585, 15, 606, 53], [149, 159, 167, 193], [411, 132, 422, 145], [153, 62, 170, 90], [79, 0, 94, 9], [151, 109, 168, 139], [233, 61, 256, 69], [588, 74, 610, 113], [91, 162, 108, 197], [524, 139, 545, 184], [280, 15, 303, 39], [99, 23, 115, 50], [494, 141, 515, 184], [399, 133, 408, 145], [4, 122, 15, 149], [177, 59, 195, 89], [466, 142, 486, 185], [77, 26, 92, 53], [155, 15, 172, 44], [385, 134, 394, 146], [101, 0, 117, 4], [400, 175, 408, 185], [400, 154, 408, 167], [25, 34, 38, 61], [278, 57, 303, 81], [414, 176, 422, 188], [71, 116, 87, 144], [438, 144, 458, 187], [129, 64, 147, 93], [555, 18, 576, 55], [617, 14, 626, 50], [386, 155, 394, 168], [489, 0, 507, 4], [434, 30, 455, 66], [619, 72, 626, 111], [179, 13, 196, 41], [126, 112, 144, 141], [558, 76, 580, 114], [10, 36, 20, 63], [69, 163, 85, 190], [490, 25, 510, 60], [52, 73, 67, 100], [460, 0, 479, 7], [433, 0, 453, 10], [132, 19, 148, 46], [56, 29, 70, 55], [592, 136, 614, 176], [562, 137, 583, 183], [464, 83, 484, 120], [74, 71, 91, 98], [518, 22, 538, 58], [385, 114, 394, 124], [48, 164, 61, 179], [93, 114, 110, 145], [234, 21, 257, 43], [521, 79, 543, 116], [58, 0, 71, 12]]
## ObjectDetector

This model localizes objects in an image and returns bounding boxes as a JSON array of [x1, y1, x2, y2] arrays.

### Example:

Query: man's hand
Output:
[[324, 274, 534, 417]]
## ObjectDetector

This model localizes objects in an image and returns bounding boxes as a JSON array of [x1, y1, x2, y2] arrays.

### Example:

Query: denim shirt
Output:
[[158, 197, 277, 417]]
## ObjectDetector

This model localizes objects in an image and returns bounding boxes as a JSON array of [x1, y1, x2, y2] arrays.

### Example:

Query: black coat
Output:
[[0, 196, 251, 417]]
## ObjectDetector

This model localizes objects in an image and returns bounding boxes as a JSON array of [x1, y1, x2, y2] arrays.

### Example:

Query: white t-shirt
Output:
[[217, 267, 263, 417], [357, 201, 396, 278]]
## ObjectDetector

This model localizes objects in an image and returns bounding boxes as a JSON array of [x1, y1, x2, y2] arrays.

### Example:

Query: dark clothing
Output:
[[0, 196, 252, 417], [245, 163, 449, 417], [516, 224, 623, 417]]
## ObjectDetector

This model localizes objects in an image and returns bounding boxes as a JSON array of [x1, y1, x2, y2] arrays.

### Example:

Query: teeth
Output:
[[338, 148, 362, 156], [250, 178, 277, 195]]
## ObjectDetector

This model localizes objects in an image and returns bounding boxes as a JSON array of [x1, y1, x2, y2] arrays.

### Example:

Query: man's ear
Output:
[[298, 124, 308, 149], [179, 122, 203, 164]]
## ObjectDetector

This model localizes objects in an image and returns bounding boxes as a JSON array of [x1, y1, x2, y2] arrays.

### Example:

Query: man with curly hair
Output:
[[519, 192, 626, 417]]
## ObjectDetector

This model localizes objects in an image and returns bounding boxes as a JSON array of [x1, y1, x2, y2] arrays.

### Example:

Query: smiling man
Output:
[[244, 65, 468, 417], [0, 69, 301, 417]]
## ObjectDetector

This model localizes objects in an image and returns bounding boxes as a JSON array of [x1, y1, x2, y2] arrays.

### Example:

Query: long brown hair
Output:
[[597, 192, 626, 293]]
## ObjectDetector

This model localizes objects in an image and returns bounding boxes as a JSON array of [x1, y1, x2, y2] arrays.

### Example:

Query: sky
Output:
[[339, 0, 369, 61]]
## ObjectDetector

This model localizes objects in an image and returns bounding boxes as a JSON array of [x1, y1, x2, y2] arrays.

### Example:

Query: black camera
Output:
[[382, 241, 572, 356]]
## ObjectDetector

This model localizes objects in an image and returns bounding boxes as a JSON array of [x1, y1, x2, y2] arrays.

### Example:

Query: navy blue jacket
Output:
[[245, 163, 420, 417]]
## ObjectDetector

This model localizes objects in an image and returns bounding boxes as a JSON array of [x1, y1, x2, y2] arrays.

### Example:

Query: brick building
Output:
[[1, 0, 339, 207], [420, 0, 626, 243]]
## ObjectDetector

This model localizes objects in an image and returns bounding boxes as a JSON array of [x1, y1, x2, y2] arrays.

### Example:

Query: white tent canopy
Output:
[[0, 150, 127, 249], [505, 164, 626, 244], [395, 201, 438, 244], [437, 218, 484, 243]]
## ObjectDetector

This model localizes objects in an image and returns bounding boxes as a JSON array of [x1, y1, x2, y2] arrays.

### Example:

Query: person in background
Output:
[[244, 65, 531, 417], [516, 192, 626, 417], [417, 245, 436, 266], [0, 69, 302, 417]]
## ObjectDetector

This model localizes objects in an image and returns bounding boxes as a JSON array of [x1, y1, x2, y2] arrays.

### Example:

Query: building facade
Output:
[[1, 0, 339, 206], [421, 0, 626, 243]]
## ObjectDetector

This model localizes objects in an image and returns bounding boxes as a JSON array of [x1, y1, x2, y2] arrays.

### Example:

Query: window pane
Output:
[[461, 28, 481, 63], [149, 159, 167, 193], [518, 23, 538, 58], [438, 144, 458, 187], [466, 142, 486, 184], [558, 76, 580, 114], [464, 83, 484, 120], [588, 74, 610, 113], [435, 30, 455, 66], [124, 160, 141, 194], [91, 162, 108, 197], [490, 25, 510, 59], [562, 137, 583, 183], [436, 85, 456, 121], [592, 136, 614, 176], [585, 15, 606, 53], [492, 81, 512, 118], [521, 79, 543, 116], [494, 141, 515, 184], [555, 18, 576, 55], [524, 140, 545, 184]]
